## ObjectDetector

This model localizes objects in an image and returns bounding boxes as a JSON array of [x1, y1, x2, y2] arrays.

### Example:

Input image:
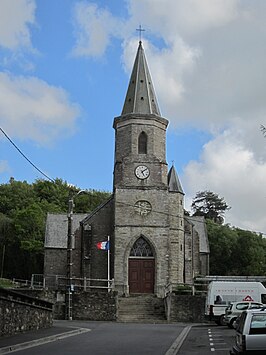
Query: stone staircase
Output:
[[117, 294, 167, 323]]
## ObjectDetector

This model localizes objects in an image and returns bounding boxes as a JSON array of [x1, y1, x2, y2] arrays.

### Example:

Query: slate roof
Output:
[[45, 213, 87, 249], [121, 41, 161, 116], [185, 215, 210, 254], [168, 165, 184, 194]]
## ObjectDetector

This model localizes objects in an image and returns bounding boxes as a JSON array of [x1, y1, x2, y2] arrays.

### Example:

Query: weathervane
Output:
[[136, 25, 145, 42]]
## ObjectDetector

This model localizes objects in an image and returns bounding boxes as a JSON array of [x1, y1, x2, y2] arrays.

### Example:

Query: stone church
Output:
[[44, 41, 209, 297]]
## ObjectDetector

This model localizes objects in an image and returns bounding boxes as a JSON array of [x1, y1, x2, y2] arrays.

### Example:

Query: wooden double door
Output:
[[128, 258, 155, 294]]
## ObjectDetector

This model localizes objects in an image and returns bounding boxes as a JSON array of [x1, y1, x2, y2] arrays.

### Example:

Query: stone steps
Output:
[[117, 294, 166, 323]]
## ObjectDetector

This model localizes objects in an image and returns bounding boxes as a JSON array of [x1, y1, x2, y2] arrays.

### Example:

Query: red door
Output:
[[128, 258, 155, 294]]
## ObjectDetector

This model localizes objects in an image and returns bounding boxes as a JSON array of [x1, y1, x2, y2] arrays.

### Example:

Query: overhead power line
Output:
[[116, 200, 266, 236], [0, 126, 55, 183]]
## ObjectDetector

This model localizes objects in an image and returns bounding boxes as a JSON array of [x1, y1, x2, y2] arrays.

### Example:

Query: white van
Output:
[[205, 281, 266, 325]]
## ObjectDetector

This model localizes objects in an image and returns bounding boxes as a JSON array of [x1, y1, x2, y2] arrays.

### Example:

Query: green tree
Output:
[[0, 179, 36, 216], [0, 178, 111, 279], [191, 190, 230, 224], [0, 213, 14, 278], [206, 220, 266, 276], [206, 219, 237, 274], [231, 229, 266, 275]]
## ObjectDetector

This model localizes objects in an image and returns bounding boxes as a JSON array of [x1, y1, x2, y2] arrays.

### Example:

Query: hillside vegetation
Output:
[[0, 179, 265, 280], [0, 178, 111, 279]]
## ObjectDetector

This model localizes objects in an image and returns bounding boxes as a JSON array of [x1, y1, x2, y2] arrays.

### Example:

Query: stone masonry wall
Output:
[[83, 198, 114, 282], [0, 288, 53, 337], [169, 294, 206, 323], [17, 289, 116, 321], [72, 291, 117, 321], [15, 289, 65, 320]]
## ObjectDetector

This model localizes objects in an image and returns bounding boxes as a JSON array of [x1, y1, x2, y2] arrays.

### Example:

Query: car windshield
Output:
[[236, 303, 249, 310], [250, 304, 263, 309], [249, 314, 266, 334]]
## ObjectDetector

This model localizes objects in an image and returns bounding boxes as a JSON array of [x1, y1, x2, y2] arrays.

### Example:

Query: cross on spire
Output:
[[136, 25, 145, 42]]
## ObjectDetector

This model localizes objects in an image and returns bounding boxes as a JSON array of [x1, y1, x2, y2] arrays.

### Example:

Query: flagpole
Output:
[[107, 235, 110, 292]]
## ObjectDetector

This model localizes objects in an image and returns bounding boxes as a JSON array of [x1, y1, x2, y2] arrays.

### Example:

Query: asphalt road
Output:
[[0, 320, 187, 355], [0, 321, 236, 355], [178, 324, 235, 354]]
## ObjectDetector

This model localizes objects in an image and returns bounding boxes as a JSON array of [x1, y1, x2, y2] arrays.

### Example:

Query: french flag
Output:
[[97, 241, 110, 250]]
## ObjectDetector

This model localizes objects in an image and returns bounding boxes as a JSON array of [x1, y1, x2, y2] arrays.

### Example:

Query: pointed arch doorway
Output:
[[128, 237, 155, 294]]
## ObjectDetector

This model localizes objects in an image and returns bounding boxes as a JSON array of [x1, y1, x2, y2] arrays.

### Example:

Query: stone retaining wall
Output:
[[15, 289, 65, 320], [18, 289, 117, 321], [2, 288, 205, 325], [168, 293, 206, 322], [0, 288, 53, 337], [72, 291, 117, 321]]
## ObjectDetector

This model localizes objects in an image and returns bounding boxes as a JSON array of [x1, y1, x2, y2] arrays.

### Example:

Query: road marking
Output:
[[165, 326, 191, 355], [0, 328, 90, 354], [208, 328, 229, 352]]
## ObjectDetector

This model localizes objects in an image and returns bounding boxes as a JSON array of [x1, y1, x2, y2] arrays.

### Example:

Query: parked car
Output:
[[230, 308, 266, 354], [224, 301, 263, 328]]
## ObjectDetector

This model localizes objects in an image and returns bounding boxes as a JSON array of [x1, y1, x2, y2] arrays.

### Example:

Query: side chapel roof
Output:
[[121, 41, 161, 116], [45, 213, 87, 249], [168, 165, 184, 194]]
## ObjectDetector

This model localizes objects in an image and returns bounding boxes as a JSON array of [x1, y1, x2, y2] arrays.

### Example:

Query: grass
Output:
[[0, 278, 15, 288]]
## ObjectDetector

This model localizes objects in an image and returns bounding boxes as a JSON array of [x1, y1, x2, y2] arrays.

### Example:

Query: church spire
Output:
[[121, 41, 161, 116]]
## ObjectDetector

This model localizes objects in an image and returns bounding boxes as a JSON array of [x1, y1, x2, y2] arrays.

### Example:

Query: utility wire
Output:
[[1, 127, 265, 236], [0, 126, 55, 183], [116, 200, 266, 236]]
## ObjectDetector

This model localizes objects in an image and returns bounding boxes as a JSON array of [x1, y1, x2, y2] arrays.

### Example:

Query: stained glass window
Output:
[[130, 237, 153, 257]]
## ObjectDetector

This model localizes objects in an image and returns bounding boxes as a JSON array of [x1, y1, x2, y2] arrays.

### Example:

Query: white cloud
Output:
[[0, 0, 36, 50], [121, 0, 266, 233], [70, 0, 266, 232], [128, 0, 240, 39], [183, 127, 266, 233], [72, 2, 123, 58], [0, 72, 80, 144], [0, 160, 10, 174]]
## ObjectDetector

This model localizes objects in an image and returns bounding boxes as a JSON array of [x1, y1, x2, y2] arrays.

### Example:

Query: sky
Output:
[[0, 0, 266, 234]]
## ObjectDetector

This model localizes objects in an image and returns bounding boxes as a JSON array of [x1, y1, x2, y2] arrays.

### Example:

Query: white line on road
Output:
[[0, 328, 91, 354], [165, 326, 192, 355]]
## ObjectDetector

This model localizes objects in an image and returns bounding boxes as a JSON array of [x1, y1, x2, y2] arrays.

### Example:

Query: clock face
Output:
[[135, 165, 150, 179]]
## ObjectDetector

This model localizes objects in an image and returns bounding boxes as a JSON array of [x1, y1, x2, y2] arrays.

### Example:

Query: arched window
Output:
[[130, 237, 153, 257], [138, 132, 147, 154]]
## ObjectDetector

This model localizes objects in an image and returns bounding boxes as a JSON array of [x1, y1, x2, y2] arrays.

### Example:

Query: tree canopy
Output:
[[0, 178, 111, 279], [191, 190, 230, 224], [192, 190, 266, 276], [207, 219, 266, 276]]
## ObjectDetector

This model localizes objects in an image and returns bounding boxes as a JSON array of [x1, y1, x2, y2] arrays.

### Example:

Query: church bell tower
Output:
[[113, 41, 184, 296]]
